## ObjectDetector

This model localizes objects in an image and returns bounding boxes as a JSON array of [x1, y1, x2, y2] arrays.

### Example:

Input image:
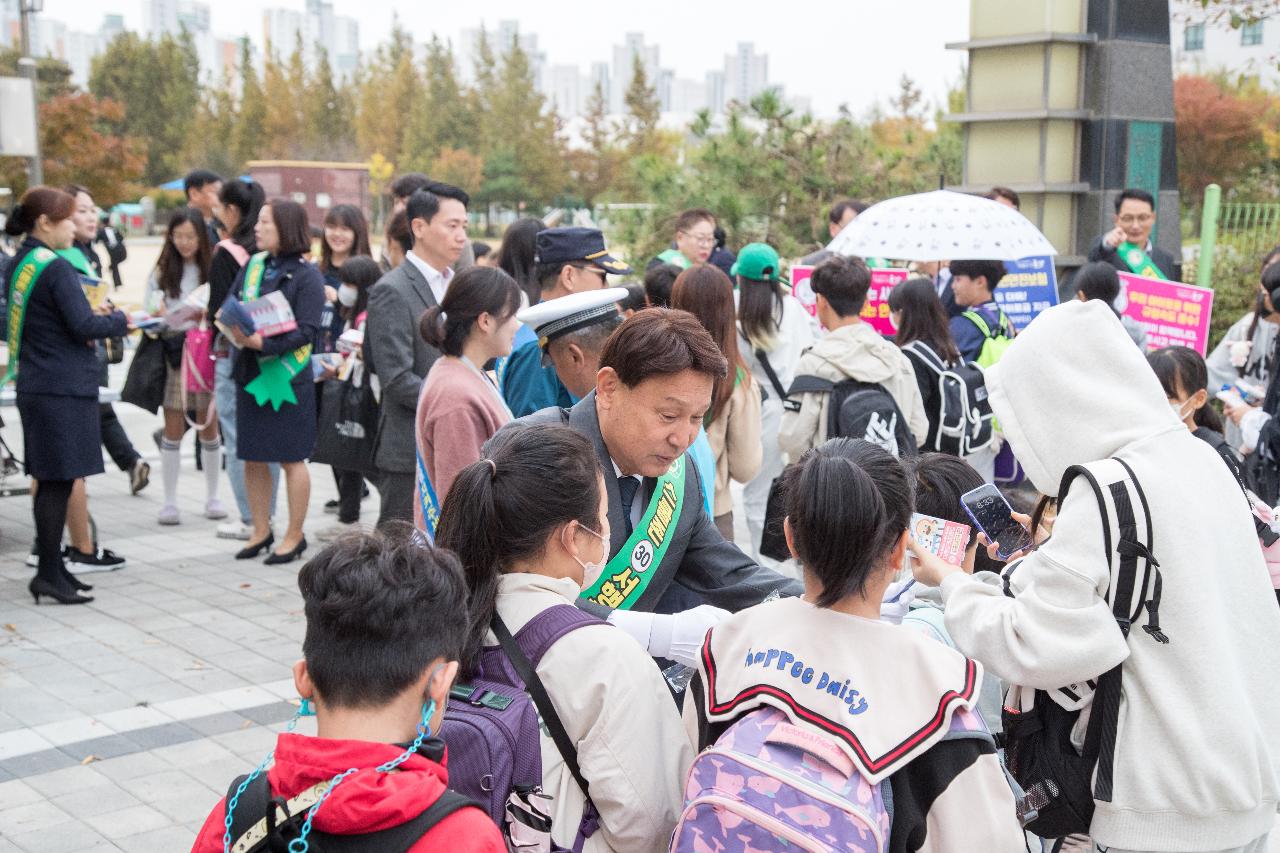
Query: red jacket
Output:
[[191, 733, 504, 853]]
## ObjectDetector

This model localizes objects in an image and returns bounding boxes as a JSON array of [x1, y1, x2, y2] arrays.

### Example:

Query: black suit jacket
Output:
[[494, 392, 804, 618], [365, 258, 442, 473], [1087, 235, 1179, 281]]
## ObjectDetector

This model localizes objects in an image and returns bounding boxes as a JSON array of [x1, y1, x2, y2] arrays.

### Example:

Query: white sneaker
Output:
[[205, 498, 229, 520], [158, 505, 181, 525], [216, 520, 253, 540], [316, 521, 361, 542]]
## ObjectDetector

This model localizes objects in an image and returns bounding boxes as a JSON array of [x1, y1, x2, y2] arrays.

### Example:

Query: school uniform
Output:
[[9, 237, 128, 481], [230, 253, 325, 463]]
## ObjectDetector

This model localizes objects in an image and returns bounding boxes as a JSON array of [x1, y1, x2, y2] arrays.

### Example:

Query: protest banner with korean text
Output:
[[1118, 273, 1214, 355], [791, 265, 908, 336], [995, 256, 1058, 330]]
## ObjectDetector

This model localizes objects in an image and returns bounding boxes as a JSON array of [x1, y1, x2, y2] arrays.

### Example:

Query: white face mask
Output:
[[337, 284, 358, 307], [1170, 399, 1194, 421], [570, 523, 608, 589]]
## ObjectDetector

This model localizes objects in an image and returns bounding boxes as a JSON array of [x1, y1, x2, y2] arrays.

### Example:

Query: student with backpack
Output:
[[734, 242, 815, 563], [680, 437, 1024, 853], [437, 423, 690, 853], [191, 527, 506, 853], [947, 258, 1016, 366], [889, 277, 996, 478], [910, 300, 1280, 852], [779, 255, 927, 460]]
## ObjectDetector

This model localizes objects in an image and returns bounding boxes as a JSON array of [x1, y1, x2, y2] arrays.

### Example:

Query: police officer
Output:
[[500, 227, 631, 418], [516, 287, 627, 400]]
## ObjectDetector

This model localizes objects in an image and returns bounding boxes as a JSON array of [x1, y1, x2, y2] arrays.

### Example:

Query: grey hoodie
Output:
[[939, 300, 1280, 850], [778, 321, 928, 459]]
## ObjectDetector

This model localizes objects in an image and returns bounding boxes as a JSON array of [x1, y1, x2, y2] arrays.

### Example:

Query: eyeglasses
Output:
[[1118, 214, 1154, 225], [571, 265, 607, 281], [679, 231, 716, 246]]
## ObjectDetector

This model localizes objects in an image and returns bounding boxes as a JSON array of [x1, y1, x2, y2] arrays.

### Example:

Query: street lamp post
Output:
[[18, 0, 43, 186]]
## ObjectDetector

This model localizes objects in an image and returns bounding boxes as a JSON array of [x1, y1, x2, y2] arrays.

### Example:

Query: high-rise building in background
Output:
[[458, 19, 545, 91], [724, 41, 768, 106]]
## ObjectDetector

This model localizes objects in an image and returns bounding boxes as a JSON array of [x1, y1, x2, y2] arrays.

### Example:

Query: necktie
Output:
[[617, 476, 640, 537]]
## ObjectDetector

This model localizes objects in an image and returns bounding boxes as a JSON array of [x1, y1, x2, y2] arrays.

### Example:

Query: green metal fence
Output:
[[1219, 201, 1280, 265]]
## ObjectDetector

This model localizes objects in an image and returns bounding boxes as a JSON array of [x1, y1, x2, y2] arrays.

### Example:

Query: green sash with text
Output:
[[1117, 242, 1168, 281], [2, 248, 58, 385], [581, 456, 687, 610]]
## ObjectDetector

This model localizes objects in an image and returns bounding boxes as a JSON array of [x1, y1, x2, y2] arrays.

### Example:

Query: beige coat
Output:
[[778, 321, 928, 460], [703, 370, 763, 517], [488, 573, 692, 853]]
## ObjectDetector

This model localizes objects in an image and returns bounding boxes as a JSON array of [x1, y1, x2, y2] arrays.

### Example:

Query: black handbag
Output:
[[311, 375, 379, 474], [103, 336, 126, 365], [120, 333, 167, 414], [758, 466, 796, 562]]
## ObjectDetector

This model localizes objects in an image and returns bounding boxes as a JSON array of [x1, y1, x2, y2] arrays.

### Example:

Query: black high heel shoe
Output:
[[30, 577, 93, 605], [235, 532, 275, 560], [264, 536, 307, 565], [60, 563, 92, 592]]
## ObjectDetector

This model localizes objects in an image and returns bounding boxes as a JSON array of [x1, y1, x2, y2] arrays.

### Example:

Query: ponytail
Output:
[[783, 438, 913, 607], [418, 266, 522, 357], [436, 424, 602, 675]]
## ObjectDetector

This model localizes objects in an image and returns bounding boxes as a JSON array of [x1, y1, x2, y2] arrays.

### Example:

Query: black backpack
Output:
[[900, 340, 994, 456], [999, 457, 1169, 838], [787, 374, 917, 458], [223, 767, 480, 852]]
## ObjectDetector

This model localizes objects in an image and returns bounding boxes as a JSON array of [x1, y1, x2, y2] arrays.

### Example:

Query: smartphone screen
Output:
[[960, 484, 1034, 559]]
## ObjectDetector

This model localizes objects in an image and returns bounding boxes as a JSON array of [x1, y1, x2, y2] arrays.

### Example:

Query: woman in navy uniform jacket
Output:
[[223, 199, 325, 566], [5, 187, 129, 605]]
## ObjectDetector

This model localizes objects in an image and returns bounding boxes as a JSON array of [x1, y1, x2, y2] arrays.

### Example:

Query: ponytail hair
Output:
[[419, 266, 522, 357], [436, 424, 603, 674], [5, 186, 75, 237], [783, 438, 913, 607]]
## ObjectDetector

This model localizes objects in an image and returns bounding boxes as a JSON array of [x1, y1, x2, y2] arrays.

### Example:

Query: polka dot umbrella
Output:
[[825, 190, 1058, 261]]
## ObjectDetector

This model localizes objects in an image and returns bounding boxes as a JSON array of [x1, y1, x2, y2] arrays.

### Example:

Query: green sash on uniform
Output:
[[240, 252, 312, 411], [657, 249, 692, 269], [1117, 242, 1167, 280], [581, 456, 687, 610], [2, 248, 58, 385]]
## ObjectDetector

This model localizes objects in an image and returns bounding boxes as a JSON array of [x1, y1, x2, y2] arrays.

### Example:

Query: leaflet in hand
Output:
[[215, 291, 297, 344], [909, 513, 971, 565]]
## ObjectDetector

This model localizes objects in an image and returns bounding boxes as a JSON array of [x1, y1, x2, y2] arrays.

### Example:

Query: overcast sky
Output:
[[41, 0, 971, 116]]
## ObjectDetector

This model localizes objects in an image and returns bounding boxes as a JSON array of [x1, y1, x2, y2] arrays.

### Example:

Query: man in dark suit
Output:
[[494, 309, 803, 666], [365, 182, 470, 526], [1087, 187, 1179, 281]]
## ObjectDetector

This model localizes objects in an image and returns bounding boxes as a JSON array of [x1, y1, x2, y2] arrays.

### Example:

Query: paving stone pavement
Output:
[[0, 359, 347, 852]]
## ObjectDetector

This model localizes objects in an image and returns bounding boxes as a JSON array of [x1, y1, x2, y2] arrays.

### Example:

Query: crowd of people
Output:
[[3, 170, 1279, 853]]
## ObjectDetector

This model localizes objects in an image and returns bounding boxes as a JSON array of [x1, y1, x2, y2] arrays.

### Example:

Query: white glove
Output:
[[879, 578, 918, 624], [607, 604, 730, 667]]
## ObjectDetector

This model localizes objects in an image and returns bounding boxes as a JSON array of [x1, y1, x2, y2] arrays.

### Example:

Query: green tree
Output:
[[185, 66, 240, 178], [304, 48, 355, 160], [402, 36, 475, 172], [231, 38, 267, 171], [480, 34, 565, 207], [622, 53, 660, 154], [89, 31, 199, 185], [568, 81, 619, 209]]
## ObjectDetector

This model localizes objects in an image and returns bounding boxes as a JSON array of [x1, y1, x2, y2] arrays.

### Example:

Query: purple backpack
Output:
[[442, 604, 602, 852], [671, 707, 895, 852]]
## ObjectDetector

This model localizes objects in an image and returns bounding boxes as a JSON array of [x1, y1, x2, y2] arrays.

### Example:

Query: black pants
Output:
[[376, 471, 414, 528], [34, 479, 73, 584], [99, 403, 139, 471], [334, 468, 365, 524]]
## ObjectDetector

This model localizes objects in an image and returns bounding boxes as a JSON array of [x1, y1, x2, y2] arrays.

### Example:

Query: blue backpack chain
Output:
[[222, 688, 440, 853]]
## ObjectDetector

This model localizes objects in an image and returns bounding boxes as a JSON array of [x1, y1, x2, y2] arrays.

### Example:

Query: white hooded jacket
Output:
[[938, 300, 1280, 851]]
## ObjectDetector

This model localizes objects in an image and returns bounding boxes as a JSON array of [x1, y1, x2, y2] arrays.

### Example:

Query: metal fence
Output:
[[1218, 202, 1280, 266]]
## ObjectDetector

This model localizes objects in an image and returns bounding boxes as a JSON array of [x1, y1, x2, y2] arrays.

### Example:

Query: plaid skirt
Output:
[[163, 363, 213, 412]]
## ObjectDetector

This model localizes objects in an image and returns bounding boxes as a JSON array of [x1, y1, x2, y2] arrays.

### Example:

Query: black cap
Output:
[[534, 227, 632, 275]]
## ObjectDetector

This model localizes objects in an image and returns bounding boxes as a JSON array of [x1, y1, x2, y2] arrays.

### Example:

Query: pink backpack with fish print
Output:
[[671, 705, 991, 852]]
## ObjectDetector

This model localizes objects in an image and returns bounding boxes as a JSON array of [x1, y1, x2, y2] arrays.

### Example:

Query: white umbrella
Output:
[[825, 190, 1058, 261]]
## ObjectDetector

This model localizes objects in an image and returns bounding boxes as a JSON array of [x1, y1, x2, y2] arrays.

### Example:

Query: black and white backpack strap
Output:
[[901, 340, 946, 374]]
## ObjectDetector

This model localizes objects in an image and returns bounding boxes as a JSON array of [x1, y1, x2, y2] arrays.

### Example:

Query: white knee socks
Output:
[[200, 438, 222, 502], [160, 438, 181, 507]]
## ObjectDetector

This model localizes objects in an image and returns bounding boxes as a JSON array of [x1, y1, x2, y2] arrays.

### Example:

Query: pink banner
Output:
[[790, 265, 908, 335], [1117, 273, 1214, 355]]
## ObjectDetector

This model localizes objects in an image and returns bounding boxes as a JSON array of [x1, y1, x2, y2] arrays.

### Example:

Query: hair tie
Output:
[[485, 459, 497, 480]]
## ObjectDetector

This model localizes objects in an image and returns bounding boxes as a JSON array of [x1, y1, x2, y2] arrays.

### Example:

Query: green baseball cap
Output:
[[730, 242, 781, 282]]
